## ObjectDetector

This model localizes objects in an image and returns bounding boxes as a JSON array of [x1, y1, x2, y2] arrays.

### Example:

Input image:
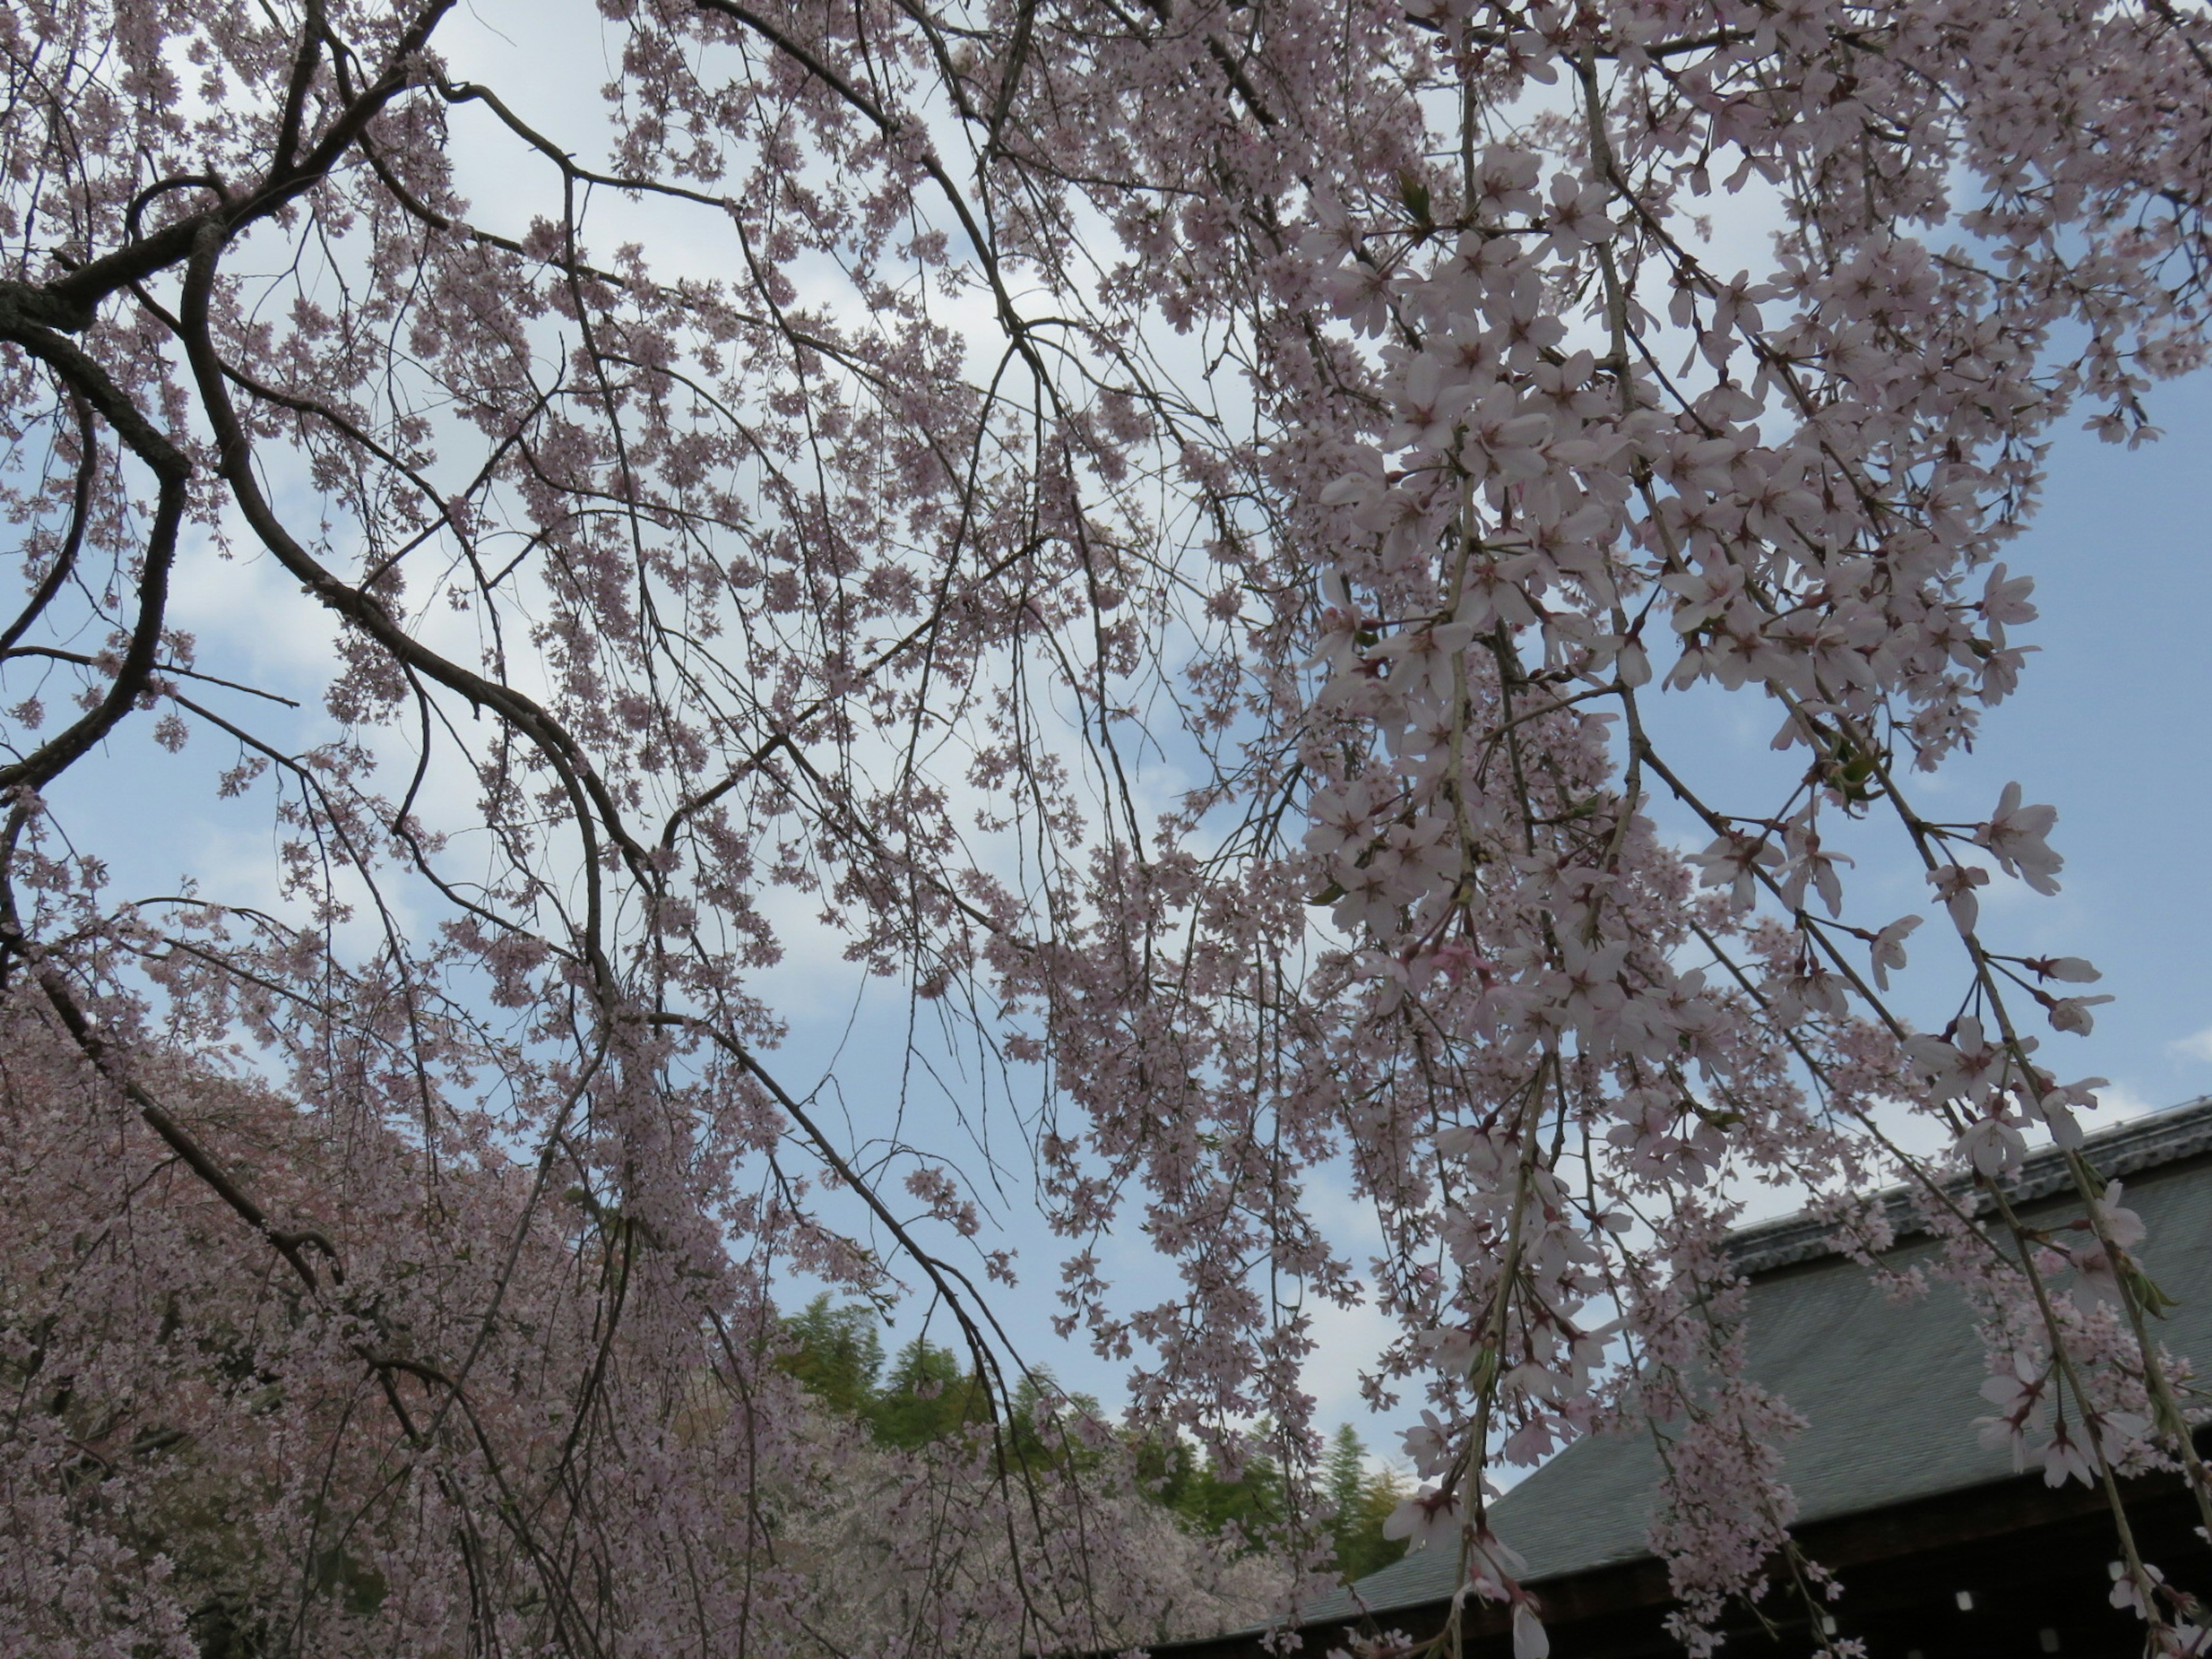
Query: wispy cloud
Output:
[[2096, 1080, 2166, 1118], [2172, 1025, 2212, 1065]]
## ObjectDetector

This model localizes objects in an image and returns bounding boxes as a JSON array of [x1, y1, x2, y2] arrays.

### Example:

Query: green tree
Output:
[[783, 1304, 1407, 1583], [1001, 1372, 1109, 1476], [1134, 1431, 1287, 1551], [866, 1334, 993, 1448], [775, 1295, 885, 1420], [1323, 1425, 1408, 1582]]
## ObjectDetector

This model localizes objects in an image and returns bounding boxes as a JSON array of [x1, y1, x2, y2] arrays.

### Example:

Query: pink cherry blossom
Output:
[[1382, 1484, 1465, 1555], [1976, 782, 2066, 896], [2, 0, 2208, 1650]]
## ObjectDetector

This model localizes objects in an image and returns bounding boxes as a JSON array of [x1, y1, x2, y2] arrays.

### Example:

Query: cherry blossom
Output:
[[2, 0, 2210, 1652]]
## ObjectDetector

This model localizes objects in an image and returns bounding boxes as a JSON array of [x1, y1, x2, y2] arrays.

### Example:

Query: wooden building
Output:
[[1149, 1099, 2212, 1658]]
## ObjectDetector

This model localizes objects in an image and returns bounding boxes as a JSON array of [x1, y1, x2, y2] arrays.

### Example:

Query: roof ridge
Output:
[[1728, 1096, 2212, 1277]]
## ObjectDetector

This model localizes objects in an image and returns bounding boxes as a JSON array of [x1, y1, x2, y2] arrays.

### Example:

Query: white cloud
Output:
[[2171, 1025, 2212, 1065], [2092, 1078, 2167, 1120]]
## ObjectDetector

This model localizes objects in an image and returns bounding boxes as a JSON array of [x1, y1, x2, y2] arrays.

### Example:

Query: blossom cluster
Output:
[[0, 0, 2209, 1653]]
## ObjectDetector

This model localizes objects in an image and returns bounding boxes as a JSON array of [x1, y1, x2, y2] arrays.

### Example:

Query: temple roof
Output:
[[1287, 1096, 2212, 1629]]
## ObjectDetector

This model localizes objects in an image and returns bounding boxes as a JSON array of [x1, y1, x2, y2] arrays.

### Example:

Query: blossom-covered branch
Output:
[[2, 0, 2209, 1653]]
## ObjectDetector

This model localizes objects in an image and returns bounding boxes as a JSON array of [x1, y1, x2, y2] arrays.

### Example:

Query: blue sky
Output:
[[1637, 368, 2212, 1139]]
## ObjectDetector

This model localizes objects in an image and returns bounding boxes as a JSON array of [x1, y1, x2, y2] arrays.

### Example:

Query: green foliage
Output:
[[776, 1296, 886, 1421], [1134, 1431, 1286, 1550], [778, 1300, 1404, 1581], [869, 1333, 994, 1448], [1002, 1371, 1109, 1476], [774, 1296, 991, 1448], [1323, 1423, 1408, 1582], [1130, 1423, 1405, 1576]]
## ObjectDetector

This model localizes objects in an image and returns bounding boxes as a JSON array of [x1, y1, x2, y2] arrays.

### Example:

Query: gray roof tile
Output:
[[1292, 1097, 2212, 1627]]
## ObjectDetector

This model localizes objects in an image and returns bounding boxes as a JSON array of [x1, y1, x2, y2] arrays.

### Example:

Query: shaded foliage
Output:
[[782, 1302, 1404, 1578]]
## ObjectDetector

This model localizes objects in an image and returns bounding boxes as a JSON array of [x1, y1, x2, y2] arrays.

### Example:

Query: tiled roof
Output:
[[1285, 1097, 2212, 1628], [1725, 1094, 2212, 1275]]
